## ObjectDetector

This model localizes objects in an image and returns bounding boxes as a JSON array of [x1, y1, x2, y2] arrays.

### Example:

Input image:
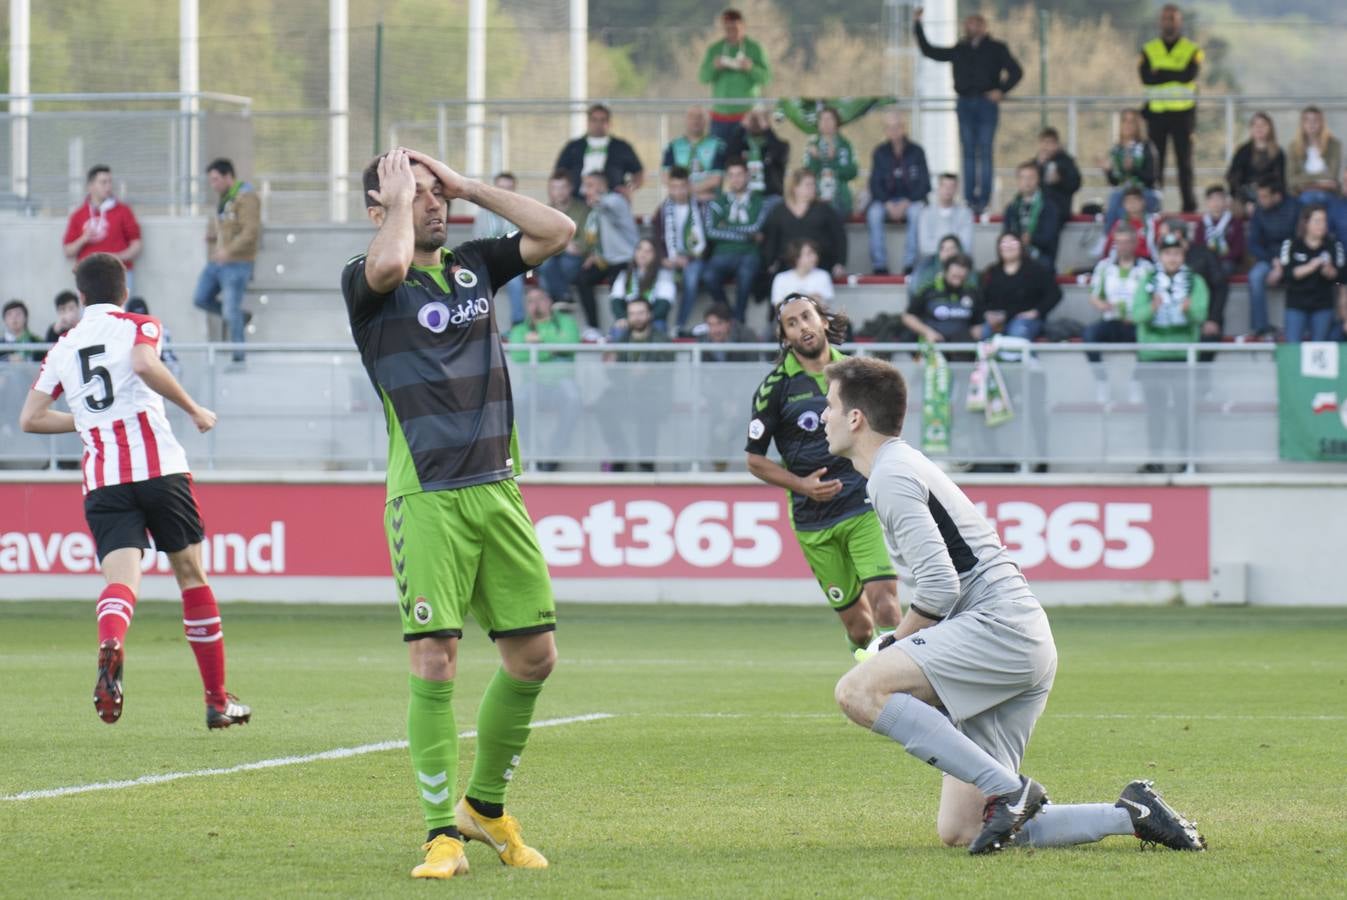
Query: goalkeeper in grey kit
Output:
[[820, 354, 1207, 854]]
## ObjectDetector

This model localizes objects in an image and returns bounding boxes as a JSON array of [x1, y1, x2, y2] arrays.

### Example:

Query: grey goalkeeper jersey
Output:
[[867, 438, 1031, 620]]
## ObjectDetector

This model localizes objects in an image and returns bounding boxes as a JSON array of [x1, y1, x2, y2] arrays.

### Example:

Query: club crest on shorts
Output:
[[826, 584, 845, 604], [418, 301, 451, 334], [413, 597, 433, 625], [797, 410, 820, 432], [452, 266, 478, 289]]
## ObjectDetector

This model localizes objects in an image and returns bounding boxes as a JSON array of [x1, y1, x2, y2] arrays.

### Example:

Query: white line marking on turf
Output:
[[0, 713, 614, 803]]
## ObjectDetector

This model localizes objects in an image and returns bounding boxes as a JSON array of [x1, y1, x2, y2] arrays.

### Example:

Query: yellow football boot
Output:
[[455, 799, 549, 868], [410, 834, 469, 879]]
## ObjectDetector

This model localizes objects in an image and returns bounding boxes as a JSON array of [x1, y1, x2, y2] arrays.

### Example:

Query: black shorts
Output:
[[84, 473, 206, 562]]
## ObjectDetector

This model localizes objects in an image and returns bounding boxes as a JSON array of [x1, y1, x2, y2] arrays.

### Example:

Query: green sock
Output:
[[408, 674, 456, 830], [466, 668, 544, 806]]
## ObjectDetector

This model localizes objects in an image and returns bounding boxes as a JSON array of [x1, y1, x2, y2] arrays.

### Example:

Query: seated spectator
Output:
[[554, 103, 644, 200], [1288, 106, 1343, 206], [1193, 185, 1244, 339], [1084, 225, 1153, 404], [977, 232, 1061, 341], [472, 171, 527, 325], [602, 297, 675, 471], [652, 166, 710, 334], [1247, 177, 1301, 338], [725, 105, 789, 199], [44, 290, 81, 345], [803, 107, 859, 218], [901, 254, 982, 348], [574, 171, 640, 329], [123, 297, 181, 378], [866, 111, 931, 275], [1003, 161, 1063, 271], [770, 239, 834, 311], [1226, 111, 1285, 218], [704, 159, 768, 321], [912, 233, 979, 295], [536, 169, 591, 305], [2, 300, 40, 361], [663, 107, 727, 201], [506, 287, 582, 471], [699, 8, 772, 142], [610, 238, 676, 333], [761, 169, 847, 289], [697, 302, 761, 361], [1035, 127, 1081, 222], [62, 164, 143, 292], [911, 174, 974, 281], [1102, 186, 1160, 262], [1102, 108, 1161, 231], [1280, 205, 1345, 343]]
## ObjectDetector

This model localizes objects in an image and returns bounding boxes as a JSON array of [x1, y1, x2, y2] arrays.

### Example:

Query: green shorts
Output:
[[795, 510, 898, 610], [386, 478, 556, 641]]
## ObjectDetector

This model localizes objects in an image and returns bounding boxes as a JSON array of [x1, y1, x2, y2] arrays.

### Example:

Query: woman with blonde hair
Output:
[[1101, 108, 1160, 230], [1225, 111, 1286, 216], [1287, 106, 1342, 205]]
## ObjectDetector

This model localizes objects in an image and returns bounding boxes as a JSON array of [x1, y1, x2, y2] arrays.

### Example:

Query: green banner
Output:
[[921, 340, 951, 455], [1277, 343, 1347, 461], [774, 96, 897, 134]]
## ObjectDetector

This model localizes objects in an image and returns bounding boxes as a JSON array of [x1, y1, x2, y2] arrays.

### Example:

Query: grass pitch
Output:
[[1, 601, 1344, 898]]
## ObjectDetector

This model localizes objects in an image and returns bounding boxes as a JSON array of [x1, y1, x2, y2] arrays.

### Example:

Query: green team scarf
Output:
[[776, 97, 896, 134], [968, 342, 1015, 427], [921, 340, 951, 455]]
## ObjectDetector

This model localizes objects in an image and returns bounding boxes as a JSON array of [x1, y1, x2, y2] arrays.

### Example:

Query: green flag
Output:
[[1277, 343, 1347, 461], [775, 96, 897, 135], [921, 340, 951, 455]]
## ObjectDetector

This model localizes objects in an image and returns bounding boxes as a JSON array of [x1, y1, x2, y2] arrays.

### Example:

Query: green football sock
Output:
[[465, 668, 544, 806], [408, 674, 457, 830]]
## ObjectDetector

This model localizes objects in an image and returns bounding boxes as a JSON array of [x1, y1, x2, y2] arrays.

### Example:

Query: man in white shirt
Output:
[[913, 173, 976, 275], [1084, 225, 1153, 404]]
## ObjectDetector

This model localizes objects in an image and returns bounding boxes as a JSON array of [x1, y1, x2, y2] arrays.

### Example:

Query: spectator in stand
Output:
[[866, 110, 931, 275], [1155, 218, 1225, 356], [726, 105, 790, 199], [536, 169, 591, 305], [124, 296, 181, 378], [912, 233, 979, 295], [912, 174, 974, 279], [194, 158, 260, 364], [1280, 205, 1346, 343], [472, 171, 527, 325], [1102, 108, 1161, 231], [1102, 186, 1160, 261], [610, 238, 676, 334], [977, 232, 1061, 341], [1139, 4, 1203, 213], [574, 171, 640, 329], [704, 158, 768, 321], [1226, 111, 1285, 218], [1084, 225, 1152, 405], [901, 254, 982, 348], [761, 169, 848, 289], [913, 6, 1022, 215], [664, 107, 728, 202], [803, 107, 859, 218], [652, 166, 711, 334], [44, 290, 81, 345], [1287, 106, 1343, 206], [770, 239, 834, 311], [1, 300, 40, 361], [1132, 232, 1209, 471], [1194, 184, 1245, 337], [699, 8, 772, 142], [698, 302, 761, 361], [1247, 176, 1301, 338], [554, 103, 644, 200], [1003, 161, 1063, 271], [699, 301, 762, 468], [62, 165, 143, 292], [1035, 127, 1081, 223], [507, 287, 582, 471], [602, 296, 675, 471]]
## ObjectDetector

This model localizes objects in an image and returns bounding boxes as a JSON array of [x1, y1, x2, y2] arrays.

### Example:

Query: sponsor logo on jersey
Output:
[[418, 302, 451, 333], [139, 322, 160, 340], [748, 418, 766, 440], [796, 410, 820, 432]]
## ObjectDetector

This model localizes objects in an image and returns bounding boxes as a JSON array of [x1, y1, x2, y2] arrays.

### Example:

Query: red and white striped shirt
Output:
[[33, 303, 191, 493]]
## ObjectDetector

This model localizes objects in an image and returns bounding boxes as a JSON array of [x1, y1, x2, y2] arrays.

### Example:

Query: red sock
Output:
[[182, 585, 227, 707], [96, 584, 136, 645]]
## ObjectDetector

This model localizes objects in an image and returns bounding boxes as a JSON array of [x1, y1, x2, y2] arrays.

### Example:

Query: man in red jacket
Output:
[[62, 165, 143, 291]]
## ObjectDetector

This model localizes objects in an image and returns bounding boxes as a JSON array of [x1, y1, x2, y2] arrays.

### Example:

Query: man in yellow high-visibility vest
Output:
[[1138, 4, 1204, 213]]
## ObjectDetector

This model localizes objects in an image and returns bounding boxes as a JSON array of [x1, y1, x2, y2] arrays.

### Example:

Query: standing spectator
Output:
[[1102, 187, 1160, 262], [44, 290, 82, 344], [725, 105, 790, 199], [1084, 226, 1152, 404], [61, 165, 143, 291], [193, 158, 260, 364], [1280, 206, 1345, 343], [610, 238, 676, 333], [913, 6, 1023, 215], [761, 170, 848, 288], [2, 300, 40, 361], [472, 172, 527, 325], [507, 287, 582, 471], [704, 159, 768, 321], [901, 254, 983, 346], [912, 174, 974, 278], [1102, 108, 1161, 231], [574, 171, 640, 329], [652, 166, 711, 334], [1247, 177, 1301, 338], [912, 233, 979, 295], [698, 8, 772, 142], [553, 103, 644, 200], [663, 107, 728, 201], [1287, 106, 1343, 206], [770, 239, 835, 311], [1226, 111, 1285, 217], [802, 107, 859, 218], [536, 170, 590, 304], [1139, 4, 1204, 213], [1193, 184, 1245, 339], [866, 111, 931, 275], [978, 232, 1061, 341], [1035, 127, 1081, 222], [1003, 162, 1063, 271], [698, 302, 761, 361]]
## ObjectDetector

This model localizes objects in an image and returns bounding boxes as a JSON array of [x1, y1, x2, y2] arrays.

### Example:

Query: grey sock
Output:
[[1018, 804, 1134, 847], [872, 693, 1021, 797]]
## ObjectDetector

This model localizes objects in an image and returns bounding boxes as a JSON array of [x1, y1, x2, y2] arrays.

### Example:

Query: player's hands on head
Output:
[[800, 467, 843, 502], [368, 147, 416, 209], [405, 148, 469, 200], [191, 406, 217, 433]]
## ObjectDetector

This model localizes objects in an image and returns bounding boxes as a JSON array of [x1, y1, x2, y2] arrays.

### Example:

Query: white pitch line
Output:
[[1, 713, 614, 803]]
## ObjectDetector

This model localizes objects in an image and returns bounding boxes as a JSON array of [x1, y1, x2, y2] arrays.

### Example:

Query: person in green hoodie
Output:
[[699, 8, 772, 142], [507, 287, 581, 471], [803, 107, 859, 218], [704, 159, 769, 321]]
